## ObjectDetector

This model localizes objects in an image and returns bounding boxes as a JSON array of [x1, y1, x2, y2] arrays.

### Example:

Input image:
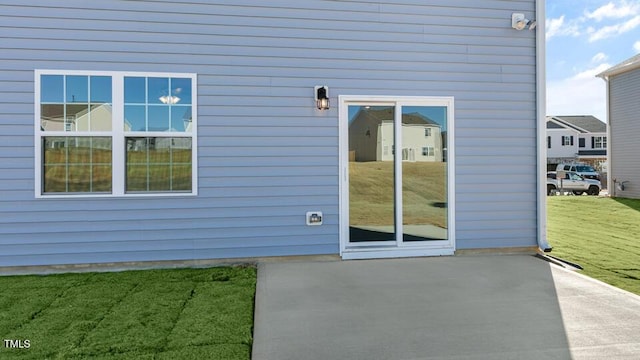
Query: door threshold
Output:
[[341, 247, 454, 260]]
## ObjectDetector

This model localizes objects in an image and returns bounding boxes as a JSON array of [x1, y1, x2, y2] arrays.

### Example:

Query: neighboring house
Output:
[[598, 53, 640, 198], [546, 115, 607, 171], [349, 108, 443, 163], [41, 103, 114, 132], [0, 1, 548, 268]]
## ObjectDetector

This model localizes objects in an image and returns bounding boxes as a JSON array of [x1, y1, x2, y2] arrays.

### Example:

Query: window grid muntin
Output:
[[42, 136, 112, 193], [124, 76, 193, 133], [35, 70, 197, 198], [40, 75, 113, 133], [125, 137, 192, 193]]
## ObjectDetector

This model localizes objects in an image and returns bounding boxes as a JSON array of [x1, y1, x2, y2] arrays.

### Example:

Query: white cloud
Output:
[[585, 1, 640, 22], [588, 15, 640, 42], [547, 16, 565, 40], [635, 41, 640, 52], [591, 52, 609, 63], [547, 2, 640, 42], [547, 64, 610, 121], [574, 63, 612, 79], [546, 15, 564, 39], [546, 15, 581, 40]]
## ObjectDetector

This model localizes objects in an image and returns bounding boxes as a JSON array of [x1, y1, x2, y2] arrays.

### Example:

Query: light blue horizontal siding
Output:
[[0, 0, 538, 266], [1, 220, 340, 237], [1, 207, 338, 226], [0, 196, 338, 211]]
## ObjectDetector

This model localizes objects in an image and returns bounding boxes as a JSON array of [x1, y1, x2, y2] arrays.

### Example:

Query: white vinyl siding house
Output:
[[598, 54, 640, 198], [349, 108, 443, 163], [0, 1, 545, 268], [546, 115, 607, 170]]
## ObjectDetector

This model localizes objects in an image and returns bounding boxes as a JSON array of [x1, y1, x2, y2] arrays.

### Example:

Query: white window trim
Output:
[[338, 95, 456, 260], [422, 146, 435, 156], [34, 69, 198, 198]]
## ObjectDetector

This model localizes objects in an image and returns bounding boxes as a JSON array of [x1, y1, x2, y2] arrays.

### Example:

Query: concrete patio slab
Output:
[[252, 255, 640, 360]]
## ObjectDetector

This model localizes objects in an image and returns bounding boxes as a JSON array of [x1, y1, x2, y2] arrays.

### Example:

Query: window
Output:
[[35, 70, 197, 197], [547, 136, 551, 149], [424, 128, 431, 137], [561, 136, 573, 146], [593, 136, 607, 149], [578, 138, 585, 148], [422, 147, 434, 156], [576, 165, 596, 172]]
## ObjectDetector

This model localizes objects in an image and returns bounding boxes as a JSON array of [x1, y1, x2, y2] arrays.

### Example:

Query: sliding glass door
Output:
[[400, 105, 448, 242], [341, 97, 454, 258], [347, 105, 397, 243]]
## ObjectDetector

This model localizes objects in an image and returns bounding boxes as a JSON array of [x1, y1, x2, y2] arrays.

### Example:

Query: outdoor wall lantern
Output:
[[314, 86, 329, 110], [511, 13, 537, 30]]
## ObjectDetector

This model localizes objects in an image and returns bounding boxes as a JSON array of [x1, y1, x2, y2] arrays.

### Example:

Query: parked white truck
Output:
[[547, 171, 601, 196], [556, 163, 601, 181]]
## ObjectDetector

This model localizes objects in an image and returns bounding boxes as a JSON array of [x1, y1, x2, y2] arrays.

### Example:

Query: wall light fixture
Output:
[[314, 86, 329, 110]]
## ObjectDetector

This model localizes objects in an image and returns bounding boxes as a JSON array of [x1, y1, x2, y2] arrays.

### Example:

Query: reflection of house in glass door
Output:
[[340, 96, 455, 259], [349, 107, 443, 163]]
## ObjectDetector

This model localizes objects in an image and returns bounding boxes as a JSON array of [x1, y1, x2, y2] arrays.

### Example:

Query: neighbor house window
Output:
[[561, 136, 573, 146], [422, 147, 434, 156], [35, 70, 197, 197], [547, 136, 551, 149], [424, 128, 431, 137], [593, 136, 606, 149], [578, 138, 585, 148]]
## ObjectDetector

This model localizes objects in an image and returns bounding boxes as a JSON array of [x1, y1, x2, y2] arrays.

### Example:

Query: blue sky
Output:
[[546, 0, 640, 121]]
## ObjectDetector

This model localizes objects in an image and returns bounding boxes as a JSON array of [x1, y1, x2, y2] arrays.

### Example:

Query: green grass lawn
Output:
[[547, 196, 640, 295], [0, 266, 256, 360]]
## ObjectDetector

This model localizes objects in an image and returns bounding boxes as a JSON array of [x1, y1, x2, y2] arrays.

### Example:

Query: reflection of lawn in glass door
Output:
[[401, 162, 446, 228], [402, 161, 447, 241], [348, 161, 395, 226], [349, 161, 447, 239]]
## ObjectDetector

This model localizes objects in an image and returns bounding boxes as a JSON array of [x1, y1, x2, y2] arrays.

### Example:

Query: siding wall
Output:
[[547, 129, 578, 159], [578, 133, 607, 152], [609, 67, 640, 199], [0, 0, 538, 266]]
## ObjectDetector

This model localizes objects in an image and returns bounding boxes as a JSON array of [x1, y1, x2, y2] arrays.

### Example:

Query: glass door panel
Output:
[[348, 105, 396, 242], [401, 106, 448, 242]]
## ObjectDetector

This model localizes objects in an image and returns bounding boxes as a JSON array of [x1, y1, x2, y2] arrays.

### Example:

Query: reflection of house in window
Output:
[[65, 116, 74, 131], [402, 148, 415, 161], [155, 137, 191, 149], [422, 147, 434, 156], [41, 103, 113, 132], [182, 110, 193, 132], [349, 107, 443, 162]]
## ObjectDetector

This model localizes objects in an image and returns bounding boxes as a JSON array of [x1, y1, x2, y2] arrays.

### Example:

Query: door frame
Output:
[[339, 95, 456, 259]]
